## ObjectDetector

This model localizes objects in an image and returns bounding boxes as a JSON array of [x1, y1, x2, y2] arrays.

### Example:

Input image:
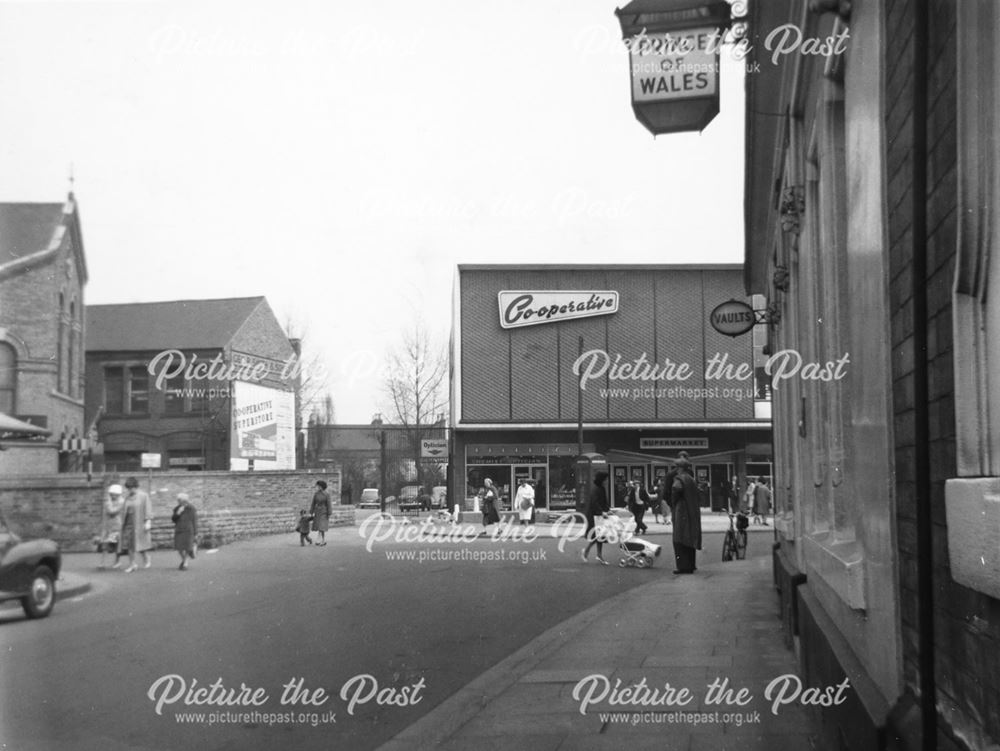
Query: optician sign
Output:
[[498, 291, 620, 329], [421, 439, 448, 459]]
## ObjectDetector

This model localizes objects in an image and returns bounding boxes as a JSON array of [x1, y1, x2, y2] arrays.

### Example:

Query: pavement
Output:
[[378, 546, 823, 751], [48, 510, 812, 751]]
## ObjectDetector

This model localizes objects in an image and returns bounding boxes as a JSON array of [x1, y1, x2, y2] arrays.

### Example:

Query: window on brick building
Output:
[[801, 94, 851, 541], [129, 366, 149, 414], [0, 342, 16, 414], [57, 291, 66, 394], [189, 381, 209, 415], [954, 2, 1000, 478], [104, 367, 124, 414], [164, 376, 186, 415], [68, 300, 77, 398], [946, 0, 1000, 599]]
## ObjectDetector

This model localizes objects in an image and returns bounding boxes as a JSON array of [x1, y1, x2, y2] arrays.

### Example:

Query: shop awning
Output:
[[605, 449, 680, 465], [606, 444, 771, 465], [0, 413, 51, 437]]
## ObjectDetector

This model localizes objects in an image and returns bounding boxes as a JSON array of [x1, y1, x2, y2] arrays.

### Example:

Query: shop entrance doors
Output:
[[513, 464, 547, 509], [611, 464, 647, 507]]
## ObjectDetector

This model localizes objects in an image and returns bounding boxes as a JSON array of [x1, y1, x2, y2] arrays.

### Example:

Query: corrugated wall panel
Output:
[[605, 270, 659, 421], [655, 270, 707, 419], [703, 271, 756, 419], [504, 269, 561, 421], [459, 267, 758, 425], [461, 270, 511, 421]]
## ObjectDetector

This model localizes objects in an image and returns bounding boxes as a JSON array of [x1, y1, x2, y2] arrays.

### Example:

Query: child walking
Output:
[[296, 510, 314, 546]]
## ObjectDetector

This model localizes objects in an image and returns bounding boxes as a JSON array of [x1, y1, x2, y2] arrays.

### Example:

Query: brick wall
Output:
[[228, 298, 296, 365], [884, 1, 999, 747], [0, 469, 350, 551]]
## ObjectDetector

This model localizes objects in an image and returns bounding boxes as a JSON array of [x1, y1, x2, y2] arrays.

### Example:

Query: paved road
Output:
[[0, 518, 772, 751]]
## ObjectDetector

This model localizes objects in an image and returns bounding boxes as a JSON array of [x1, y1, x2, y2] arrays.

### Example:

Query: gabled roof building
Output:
[[0, 194, 88, 474], [85, 296, 298, 472]]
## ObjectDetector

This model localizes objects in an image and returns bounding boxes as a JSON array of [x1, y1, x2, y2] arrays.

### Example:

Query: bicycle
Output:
[[722, 512, 749, 561]]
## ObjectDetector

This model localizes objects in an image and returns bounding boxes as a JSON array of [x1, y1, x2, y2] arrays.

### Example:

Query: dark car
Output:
[[0, 510, 61, 619], [398, 486, 431, 512]]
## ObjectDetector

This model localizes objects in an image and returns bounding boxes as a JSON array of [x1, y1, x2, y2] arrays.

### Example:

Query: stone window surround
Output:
[[946, 0, 1000, 600]]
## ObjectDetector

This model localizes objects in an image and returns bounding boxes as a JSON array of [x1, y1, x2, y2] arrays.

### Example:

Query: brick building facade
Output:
[[745, 1, 999, 749], [0, 194, 88, 474], [85, 296, 298, 472]]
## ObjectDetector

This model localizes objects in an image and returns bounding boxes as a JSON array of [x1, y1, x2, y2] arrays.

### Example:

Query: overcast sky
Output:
[[0, 0, 745, 423]]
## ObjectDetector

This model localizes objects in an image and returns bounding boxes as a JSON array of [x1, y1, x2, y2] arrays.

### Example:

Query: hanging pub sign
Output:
[[614, 0, 733, 135], [709, 299, 757, 337]]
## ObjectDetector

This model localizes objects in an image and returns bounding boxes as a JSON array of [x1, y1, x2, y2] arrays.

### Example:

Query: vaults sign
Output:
[[498, 291, 620, 329]]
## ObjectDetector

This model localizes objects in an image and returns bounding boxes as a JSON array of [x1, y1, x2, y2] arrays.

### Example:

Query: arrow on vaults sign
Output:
[[498, 291, 620, 329]]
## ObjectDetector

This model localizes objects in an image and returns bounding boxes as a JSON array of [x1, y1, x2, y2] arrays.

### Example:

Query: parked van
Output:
[[359, 488, 380, 508]]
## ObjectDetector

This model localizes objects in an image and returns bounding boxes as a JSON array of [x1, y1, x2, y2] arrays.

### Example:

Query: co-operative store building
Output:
[[448, 264, 773, 512]]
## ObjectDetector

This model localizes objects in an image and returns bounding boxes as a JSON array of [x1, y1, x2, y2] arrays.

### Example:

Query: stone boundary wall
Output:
[[0, 469, 351, 551]]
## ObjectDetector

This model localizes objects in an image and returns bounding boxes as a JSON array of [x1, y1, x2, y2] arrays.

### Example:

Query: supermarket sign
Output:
[[639, 437, 709, 451]]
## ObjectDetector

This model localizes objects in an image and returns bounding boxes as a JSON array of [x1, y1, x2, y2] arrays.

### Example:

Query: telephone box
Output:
[[575, 453, 609, 512]]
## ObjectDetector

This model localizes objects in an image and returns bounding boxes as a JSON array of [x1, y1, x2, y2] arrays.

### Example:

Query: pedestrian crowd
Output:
[[95, 478, 336, 572], [576, 453, 773, 575]]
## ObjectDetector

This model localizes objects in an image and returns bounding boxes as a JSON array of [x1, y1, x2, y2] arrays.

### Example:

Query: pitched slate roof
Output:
[[0, 203, 65, 265], [86, 297, 266, 352]]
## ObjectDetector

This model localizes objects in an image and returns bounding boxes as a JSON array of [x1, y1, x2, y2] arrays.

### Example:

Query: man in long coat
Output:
[[669, 456, 702, 574]]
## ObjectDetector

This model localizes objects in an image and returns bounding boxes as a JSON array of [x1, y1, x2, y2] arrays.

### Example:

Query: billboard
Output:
[[230, 381, 295, 470]]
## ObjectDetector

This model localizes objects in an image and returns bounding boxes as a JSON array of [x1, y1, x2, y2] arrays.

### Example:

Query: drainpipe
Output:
[[911, 1, 936, 748]]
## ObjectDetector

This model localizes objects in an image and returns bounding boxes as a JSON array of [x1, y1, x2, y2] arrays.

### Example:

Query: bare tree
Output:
[[283, 316, 334, 429], [382, 321, 448, 489]]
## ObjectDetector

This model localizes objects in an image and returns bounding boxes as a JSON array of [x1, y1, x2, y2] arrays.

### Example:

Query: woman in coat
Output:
[[481, 478, 501, 531], [669, 457, 702, 574], [310, 480, 331, 546], [171, 493, 198, 570], [119, 476, 154, 573], [581, 471, 611, 565], [97, 483, 125, 569], [753, 478, 771, 525], [515, 479, 535, 526]]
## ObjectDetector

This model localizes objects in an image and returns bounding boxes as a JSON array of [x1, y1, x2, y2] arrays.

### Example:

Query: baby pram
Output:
[[598, 514, 662, 568], [619, 535, 662, 568]]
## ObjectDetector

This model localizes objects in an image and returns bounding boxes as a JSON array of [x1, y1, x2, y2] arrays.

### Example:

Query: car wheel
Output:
[[21, 565, 56, 619]]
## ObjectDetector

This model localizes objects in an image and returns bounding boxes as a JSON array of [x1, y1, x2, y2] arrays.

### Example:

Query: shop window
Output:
[[104, 367, 124, 414], [946, 1, 1000, 599], [548, 454, 578, 510], [129, 366, 149, 414], [103, 451, 141, 473], [0, 342, 16, 413], [466, 465, 511, 510]]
